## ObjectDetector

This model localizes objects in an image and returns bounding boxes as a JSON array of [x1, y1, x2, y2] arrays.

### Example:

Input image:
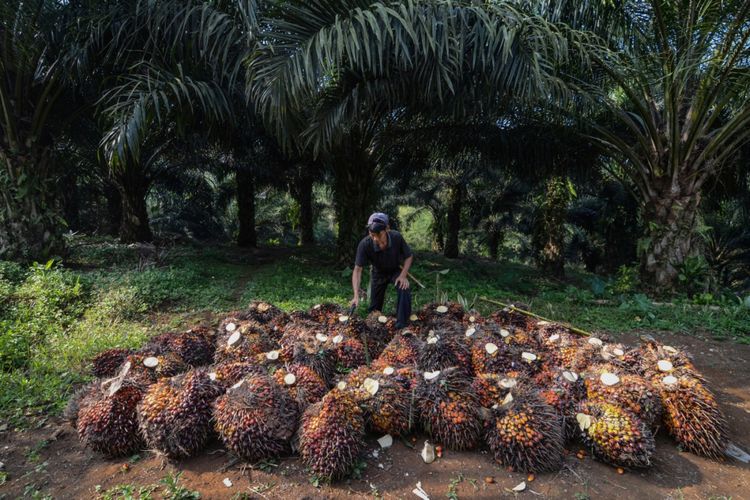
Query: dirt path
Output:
[[2, 331, 749, 500]]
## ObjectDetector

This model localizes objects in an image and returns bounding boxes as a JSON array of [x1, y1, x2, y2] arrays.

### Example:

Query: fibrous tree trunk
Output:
[[488, 229, 501, 260], [115, 163, 153, 243], [444, 184, 463, 258], [236, 169, 257, 248], [639, 182, 701, 290], [332, 146, 378, 263], [291, 165, 315, 246], [0, 148, 65, 261], [104, 181, 122, 236]]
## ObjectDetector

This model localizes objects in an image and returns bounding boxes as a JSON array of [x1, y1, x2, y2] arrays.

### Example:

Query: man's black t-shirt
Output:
[[354, 231, 412, 282]]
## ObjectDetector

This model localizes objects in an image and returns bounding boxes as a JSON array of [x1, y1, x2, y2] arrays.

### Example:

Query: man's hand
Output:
[[350, 295, 360, 308], [395, 274, 410, 290]]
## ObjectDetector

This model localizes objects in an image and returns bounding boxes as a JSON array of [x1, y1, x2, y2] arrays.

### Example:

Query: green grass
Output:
[[1, 237, 748, 428]]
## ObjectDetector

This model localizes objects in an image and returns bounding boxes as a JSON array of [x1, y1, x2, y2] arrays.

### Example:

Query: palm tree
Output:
[[0, 0, 84, 260], [576, 0, 750, 289], [91, 0, 261, 243], [248, 0, 577, 259]]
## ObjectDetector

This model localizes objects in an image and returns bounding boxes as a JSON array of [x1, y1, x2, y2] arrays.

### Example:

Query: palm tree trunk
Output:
[[444, 184, 462, 258], [0, 148, 64, 261], [292, 167, 315, 246], [115, 165, 153, 243], [332, 153, 377, 263], [236, 169, 257, 248], [104, 181, 122, 237], [640, 185, 701, 290], [488, 229, 501, 260]]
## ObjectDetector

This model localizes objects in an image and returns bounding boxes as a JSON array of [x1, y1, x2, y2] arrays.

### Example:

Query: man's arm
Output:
[[351, 265, 364, 306], [395, 255, 413, 290]]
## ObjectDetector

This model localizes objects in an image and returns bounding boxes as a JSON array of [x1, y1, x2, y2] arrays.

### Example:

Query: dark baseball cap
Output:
[[366, 212, 389, 232]]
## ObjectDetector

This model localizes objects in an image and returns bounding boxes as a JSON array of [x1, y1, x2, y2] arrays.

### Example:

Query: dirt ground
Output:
[[2, 331, 749, 500]]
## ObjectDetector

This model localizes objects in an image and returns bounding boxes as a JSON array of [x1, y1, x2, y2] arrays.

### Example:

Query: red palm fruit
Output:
[[91, 348, 133, 378], [653, 371, 728, 459], [215, 322, 276, 364], [485, 386, 564, 473], [214, 374, 298, 462], [299, 388, 366, 481], [416, 367, 481, 450], [274, 364, 328, 409], [308, 303, 346, 325], [419, 302, 465, 323], [373, 332, 424, 368], [418, 332, 471, 374], [76, 383, 145, 457], [536, 369, 586, 440], [137, 369, 223, 458], [145, 327, 215, 367], [209, 361, 266, 388]]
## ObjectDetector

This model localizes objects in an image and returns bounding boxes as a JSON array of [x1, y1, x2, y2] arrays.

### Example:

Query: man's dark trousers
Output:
[[368, 271, 411, 328]]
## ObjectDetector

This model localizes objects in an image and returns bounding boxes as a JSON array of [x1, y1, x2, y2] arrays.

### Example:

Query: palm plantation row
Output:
[[2, 0, 749, 293]]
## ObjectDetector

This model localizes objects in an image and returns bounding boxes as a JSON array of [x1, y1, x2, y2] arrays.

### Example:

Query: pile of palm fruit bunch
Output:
[[67, 299, 732, 481]]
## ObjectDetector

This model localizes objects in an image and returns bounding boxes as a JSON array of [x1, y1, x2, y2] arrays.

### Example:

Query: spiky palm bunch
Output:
[[214, 374, 299, 462], [138, 369, 223, 458], [299, 389, 366, 481]]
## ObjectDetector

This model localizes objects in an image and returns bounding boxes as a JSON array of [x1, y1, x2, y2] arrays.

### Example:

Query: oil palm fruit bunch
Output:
[[485, 385, 564, 473], [332, 335, 367, 369], [137, 369, 223, 458], [584, 365, 662, 429], [330, 317, 386, 362], [422, 318, 464, 339], [274, 364, 328, 409], [654, 371, 728, 459], [299, 388, 366, 481], [561, 336, 607, 372], [420, 302, 465, 322], [472, 373, 521, 408], [536, 369, 585, 440], [123, 352, 188, 384], [461, 310, 484, 327], [534, 322, 576, 345], [246, 301, 286, 326], [64, 382, 102, 425], [365, 311, 398, 339], [417, 332, 471, 374], [280, 336, 336, 384], [145, 327, 215, 367], [209, 361, 266, 388], [638, 340, 697, 380], [416, 367, 481, 450], [597, 343, 637, 372], [373, 332, 424, 368], [488, 304, 535, 331], [76, 382, 145, 457], [351, 370, 414, 436], [345, 365, 378, 389], [576, 400, 655, 467], [470, 335, 517, 375], [215, 323, 276, 364], [91, 348, 133, 378], [308, 303, 346, 325], [214, 374, 299, 462]]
